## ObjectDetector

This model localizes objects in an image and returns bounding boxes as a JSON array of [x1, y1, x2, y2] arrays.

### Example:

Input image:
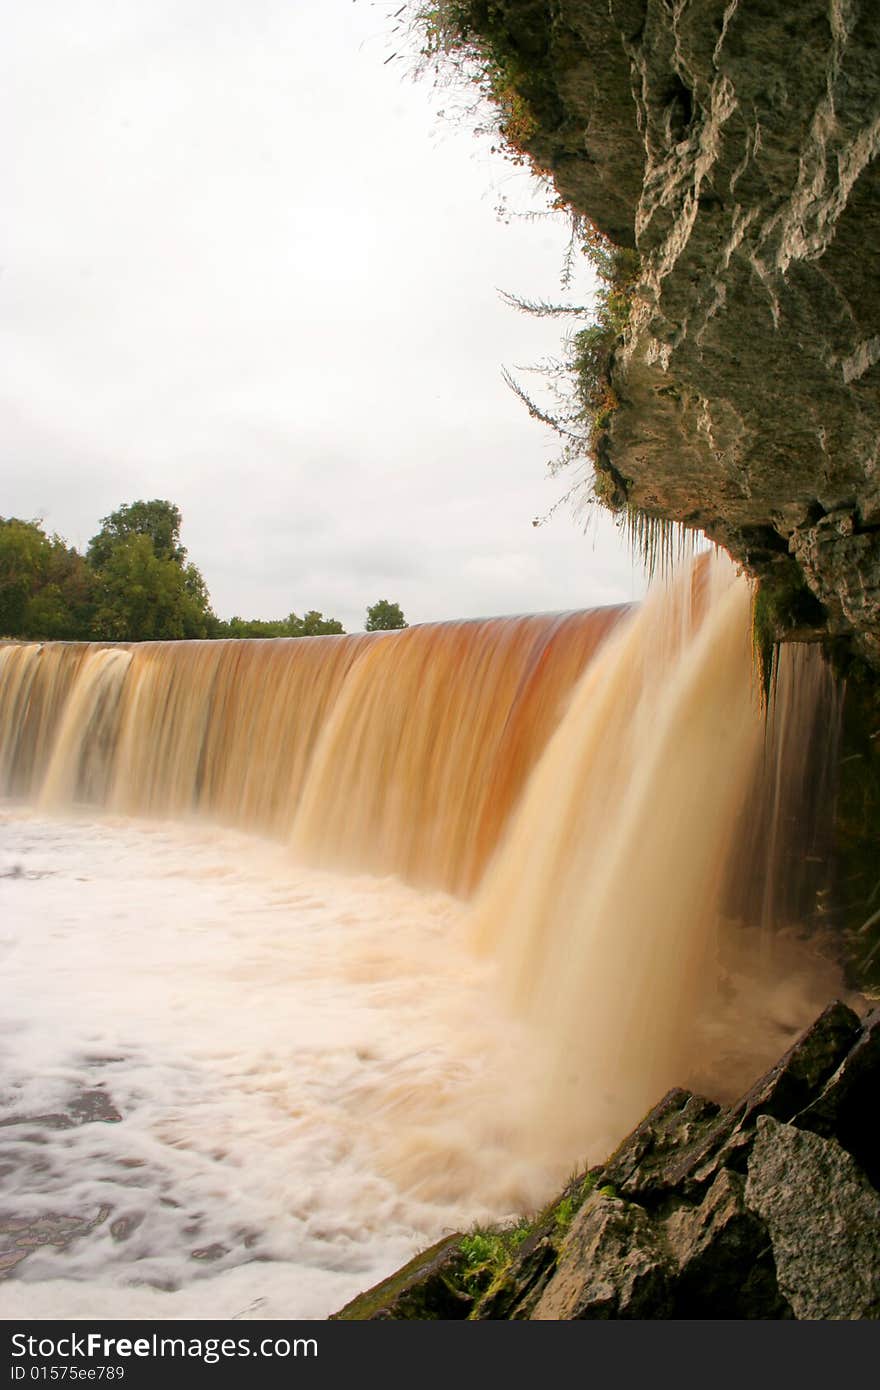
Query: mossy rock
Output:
[[329, 1234, 472, 1320]]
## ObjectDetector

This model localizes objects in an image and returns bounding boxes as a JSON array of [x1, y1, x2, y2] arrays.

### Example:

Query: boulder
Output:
[[745, 1116, 880, 1319]]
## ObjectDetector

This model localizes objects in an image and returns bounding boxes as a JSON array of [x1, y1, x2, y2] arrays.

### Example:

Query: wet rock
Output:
[[191, 1243, 228, 1262], [531, 1193, 672, 1320], [66, 1089, 123, 1125], [330, 1235, 472, 1321], [669, 1001, 863, 1194], [585, 1002, 862, 1204], [0, 1085, 122, 1131], [664, 1168, 790, 1318], [329, 1000, 880, 1319], [110, 1214, 144, 1242], [745, 1116, 880, 1319], [795, 1006, 880, 1187], [0, 1205, 111, 1280], [472, 1234, 558, 1320], [599, 1087, 721, 1202]]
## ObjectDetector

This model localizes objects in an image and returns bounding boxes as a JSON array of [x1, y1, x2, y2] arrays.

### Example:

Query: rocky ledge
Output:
[[445, 0, 880, 667], [331, 1000, 880, 1318]]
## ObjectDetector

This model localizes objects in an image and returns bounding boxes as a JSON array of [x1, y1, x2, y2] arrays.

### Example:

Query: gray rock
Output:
[[677, 1001, 863, 1193], [531, 1193, 672, 1320], [599, 1087, 721, 1202], [745, 1116, 880, 1319], [329, 1002, 880, 1320], [471, 1234, 557, 1320], [330, 1234, 472, 1321], [596, 1001, 862, 1200], [664, 1168, 790, 1317], [795, 1006, 880, 1188]]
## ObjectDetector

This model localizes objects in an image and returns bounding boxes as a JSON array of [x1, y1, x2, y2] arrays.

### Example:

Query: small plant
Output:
[[551, 1168, 603, 1236], [458, 1218, 533, 1294], [406, 4, 694, 577], [553, 1194, 576, 1234]]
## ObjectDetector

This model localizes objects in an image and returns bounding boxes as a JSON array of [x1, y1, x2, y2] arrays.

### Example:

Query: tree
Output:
[[212, 610, 345, 639], [289, 610, 345, 636], [86, 499, 186, 570], [212, 616, 288, 638], [85, 499, 214, 641], [365, 599, 407, 631], [90, 533, 212, 641], [0, 517, 94, 639], [0, 518, 48, 636]]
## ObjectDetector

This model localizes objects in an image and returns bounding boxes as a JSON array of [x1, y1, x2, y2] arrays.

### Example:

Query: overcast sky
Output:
[[3, 0, 648, 630]]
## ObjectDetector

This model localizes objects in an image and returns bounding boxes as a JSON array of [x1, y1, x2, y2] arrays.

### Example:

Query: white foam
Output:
[[0, 809, 559, 1321]]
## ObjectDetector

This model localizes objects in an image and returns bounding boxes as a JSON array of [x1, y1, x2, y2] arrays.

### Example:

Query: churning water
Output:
[[0, 556, 851, 1318]]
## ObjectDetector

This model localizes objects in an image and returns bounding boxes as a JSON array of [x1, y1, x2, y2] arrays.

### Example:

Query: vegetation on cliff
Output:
[[409, 3, 687, 579]]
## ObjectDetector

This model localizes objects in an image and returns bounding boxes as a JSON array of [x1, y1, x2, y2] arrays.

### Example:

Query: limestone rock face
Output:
[[462, 0, 880, 664]]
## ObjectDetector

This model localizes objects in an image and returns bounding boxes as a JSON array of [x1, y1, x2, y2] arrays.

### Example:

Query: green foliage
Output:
[[552, 1171, 604, 1235], [496, 225, 642, 533], [90, 534, 212, 641], [553, 1193, 576, 1233], [625, 508, 693, 582], [85, 500, 214, 642], [365, 599, 408, 632], [2, 499, 347, 644], [294, 610, 345, 637], [570, 233, 641, 445], [751, 584, 779, 706], [214, 610, 345, 639], [409, 1, 557, 175], [86, 499, 186, 570], [213, 616, 288, 639], [0, 517, 94, 639], [458, 1219, 532, 1295]]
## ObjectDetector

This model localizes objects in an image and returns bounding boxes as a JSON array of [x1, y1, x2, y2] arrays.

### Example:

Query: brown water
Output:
[[0, 606, 624, 895], [0, 554, 846, 1169]]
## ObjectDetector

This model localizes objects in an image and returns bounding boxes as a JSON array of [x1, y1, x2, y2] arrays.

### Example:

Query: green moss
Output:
[[330, 1234, 471, 1320], [751, 560, 826, 705]]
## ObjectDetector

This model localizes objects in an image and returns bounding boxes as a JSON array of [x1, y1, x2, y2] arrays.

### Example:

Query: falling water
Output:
[[0, 607, 625, 894], [0, 555, 850, 1315], [469, 559, 767, 1153]]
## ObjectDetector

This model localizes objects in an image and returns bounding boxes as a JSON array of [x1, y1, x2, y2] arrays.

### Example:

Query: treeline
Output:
[[0, 501, 407, 642]]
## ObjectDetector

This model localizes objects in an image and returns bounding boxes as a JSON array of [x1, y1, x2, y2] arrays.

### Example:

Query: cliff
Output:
[[437, 0, 880, 667]]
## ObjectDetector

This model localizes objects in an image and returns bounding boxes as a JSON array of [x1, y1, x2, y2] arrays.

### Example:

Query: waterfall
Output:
[[0, 555, 840, 1167]]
